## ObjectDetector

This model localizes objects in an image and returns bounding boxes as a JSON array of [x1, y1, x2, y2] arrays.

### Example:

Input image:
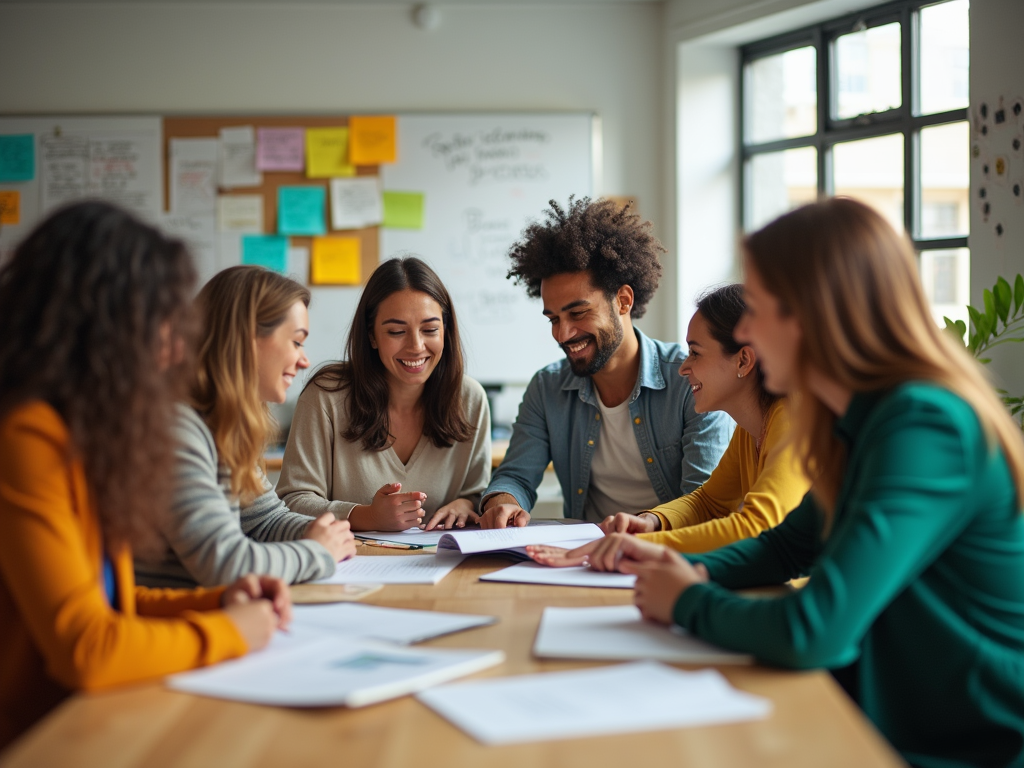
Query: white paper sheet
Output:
[[292, 603, 496, 645], [159, 213, 218, 285], [436, 523, 603, 556], [170, 137, 218, 215], [356, 527, 450, 547], [216, 194, 263, 232], [218, 126, 262, 189], [40, 136, 90, 212], [87, 135, 158, 217], [313, 554, 463, 585], [329, 176, 383, 229], [479, 562, 636, 589], [286, 245, 309, 282], [417, 661, 771, 744], [533, 605, 752, 664], [169, 636, 504, 708]]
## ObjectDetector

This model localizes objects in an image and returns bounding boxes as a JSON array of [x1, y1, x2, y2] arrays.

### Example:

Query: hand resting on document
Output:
[[477, 493, 531, 529]]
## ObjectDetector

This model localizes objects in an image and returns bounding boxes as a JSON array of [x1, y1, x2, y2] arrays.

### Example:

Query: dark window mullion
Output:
[[816, 27, 830, 196], [903, 4, 917, 236], [914, 237, 969, 251]]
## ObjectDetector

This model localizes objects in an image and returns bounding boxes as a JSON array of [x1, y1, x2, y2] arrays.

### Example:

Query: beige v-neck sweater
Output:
[[277, 375, 491, 521]]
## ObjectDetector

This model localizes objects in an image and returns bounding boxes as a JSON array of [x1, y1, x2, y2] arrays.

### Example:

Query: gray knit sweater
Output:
[[134, 405, 335, 588]]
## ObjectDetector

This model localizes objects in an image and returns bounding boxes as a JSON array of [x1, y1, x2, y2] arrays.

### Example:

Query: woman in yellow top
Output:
[[530, 284, 810, 565], [0, 202, 290, 749]]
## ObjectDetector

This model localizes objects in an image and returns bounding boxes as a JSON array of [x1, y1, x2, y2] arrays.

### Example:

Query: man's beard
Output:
[[562, 315, 625, 377]]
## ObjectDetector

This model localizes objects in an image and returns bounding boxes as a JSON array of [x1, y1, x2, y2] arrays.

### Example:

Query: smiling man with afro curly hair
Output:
[[479, 197, 733, 530]]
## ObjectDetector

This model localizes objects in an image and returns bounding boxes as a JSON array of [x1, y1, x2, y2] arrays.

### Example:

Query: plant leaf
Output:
[[956, 319, 967, 338], [984, 288, 996, 327], [995, 277, 1012, 325], [1015, 274, 1024, 314]]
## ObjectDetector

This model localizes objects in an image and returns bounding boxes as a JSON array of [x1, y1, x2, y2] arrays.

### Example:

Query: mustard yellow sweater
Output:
[[640, 399, 809, 553]]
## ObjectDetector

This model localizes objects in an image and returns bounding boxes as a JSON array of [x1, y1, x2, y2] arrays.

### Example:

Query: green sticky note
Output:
[[0, 135, 35, 182], [242, 235, 289, 273], [382, 191, 425, 229], [278, 186, 326, 236]]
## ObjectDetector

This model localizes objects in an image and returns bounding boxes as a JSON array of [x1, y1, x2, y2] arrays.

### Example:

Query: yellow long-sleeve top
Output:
[[639, 399, 809, 553], [0, 402, 248, 749]]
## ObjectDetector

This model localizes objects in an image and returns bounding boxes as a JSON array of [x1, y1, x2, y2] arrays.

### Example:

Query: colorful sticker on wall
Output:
[[348, 116, 397, 165], [382, 191, 424, 229], [242, 234, 289, 273], [0, 135, 35, 182], [278, 186, 327, 236], [310, 236, 361, 285], [305, 128, 356, 178], [0, 191, 20, 225], [257, 127, 305, 172]]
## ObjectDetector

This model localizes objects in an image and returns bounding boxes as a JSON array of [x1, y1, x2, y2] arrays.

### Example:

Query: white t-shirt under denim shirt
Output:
[[583, 388, 662, 523]]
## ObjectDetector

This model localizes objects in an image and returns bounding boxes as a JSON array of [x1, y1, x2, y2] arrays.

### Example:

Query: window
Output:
[[740, 0, 970, 326]]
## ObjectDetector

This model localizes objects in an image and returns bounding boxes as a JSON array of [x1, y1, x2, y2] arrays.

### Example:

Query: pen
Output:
[[359, 540, 423, 551]]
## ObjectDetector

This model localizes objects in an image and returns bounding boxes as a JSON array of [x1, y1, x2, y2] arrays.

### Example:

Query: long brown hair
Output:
[[0, 201, 196, 556], [744, 197, 1024, 515], [191, 266, 310, 501], [310, 256, 473, 451]]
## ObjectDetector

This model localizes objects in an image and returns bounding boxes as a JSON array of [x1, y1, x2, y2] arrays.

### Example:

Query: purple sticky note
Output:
[[256, 127, 305, 172]]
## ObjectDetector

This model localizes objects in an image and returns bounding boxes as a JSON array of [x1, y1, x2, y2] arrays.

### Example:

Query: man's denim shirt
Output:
[[484, 329, 735, 519]]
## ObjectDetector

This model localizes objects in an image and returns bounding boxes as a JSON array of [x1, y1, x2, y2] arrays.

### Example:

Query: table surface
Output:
[[0, 551, 905, 768]]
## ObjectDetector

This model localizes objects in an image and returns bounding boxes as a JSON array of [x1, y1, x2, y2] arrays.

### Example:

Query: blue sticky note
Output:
[[278, 185, 326, 236], [0, 135, 35, 182], [242, 235, 289, 273]]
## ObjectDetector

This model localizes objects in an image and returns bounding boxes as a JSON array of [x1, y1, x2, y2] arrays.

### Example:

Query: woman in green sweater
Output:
[[602, 198, 1024, 768]]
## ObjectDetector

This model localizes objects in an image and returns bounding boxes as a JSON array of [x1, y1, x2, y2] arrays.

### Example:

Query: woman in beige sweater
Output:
[[278, 257, 491, 531]]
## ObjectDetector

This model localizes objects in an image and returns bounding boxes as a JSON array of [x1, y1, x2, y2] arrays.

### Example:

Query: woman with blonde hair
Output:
[[136, 265, 355, 588], [0, 203, 288, 747], [588, 198, 1024, 768]]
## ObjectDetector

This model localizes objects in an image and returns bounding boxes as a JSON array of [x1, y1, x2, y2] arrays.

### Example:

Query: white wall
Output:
[[969, 0, 1024, 398], [0, 1, 670, 344]]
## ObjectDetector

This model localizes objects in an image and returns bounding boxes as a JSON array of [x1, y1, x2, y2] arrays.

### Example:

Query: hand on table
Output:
[[304, 513, 357, 561], [620, 549, 710, 625], [599, 512, 660, 534], [349, 483, 427, 531], [221, 574, 292, 650], [528, 532, 663, 571], [424, 499, 480, 530]]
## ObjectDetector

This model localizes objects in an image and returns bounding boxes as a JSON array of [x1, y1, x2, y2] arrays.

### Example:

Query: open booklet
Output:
[[436, 523, 604, 559], [168, 632, 504, 708]]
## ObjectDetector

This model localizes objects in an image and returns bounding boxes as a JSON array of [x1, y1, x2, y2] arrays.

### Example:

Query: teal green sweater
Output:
[[674, 384, 1024, 768]]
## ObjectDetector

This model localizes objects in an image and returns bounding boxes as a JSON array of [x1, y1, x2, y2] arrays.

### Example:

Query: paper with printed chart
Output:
[[533, 605, 753, 663], [417, 661, 771, 745]]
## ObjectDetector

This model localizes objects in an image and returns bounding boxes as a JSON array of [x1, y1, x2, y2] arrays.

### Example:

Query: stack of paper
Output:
[[312, 554, 462, 585], [533, 605, 752, 663], [291, 603, 496, 644], [169, 636, 504, 708], [436, 523, 603, 559], [417, 661, 771, 744]]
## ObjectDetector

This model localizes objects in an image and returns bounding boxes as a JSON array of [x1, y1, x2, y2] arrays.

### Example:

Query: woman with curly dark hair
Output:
[[0, 202, 289, 749], [479, 197, 733, 529], [277, 256, 491, 531]]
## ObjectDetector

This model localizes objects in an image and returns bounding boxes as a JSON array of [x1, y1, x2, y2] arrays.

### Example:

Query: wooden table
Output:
[[0, 553, 905, 768]]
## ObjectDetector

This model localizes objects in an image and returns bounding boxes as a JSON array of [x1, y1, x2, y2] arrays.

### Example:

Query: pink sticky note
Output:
[[256, 127, 305, 172]]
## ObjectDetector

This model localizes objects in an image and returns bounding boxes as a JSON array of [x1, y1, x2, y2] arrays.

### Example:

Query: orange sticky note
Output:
[[348, 116, 397, 165], [0, 190, 20, 225], [311, 237, 361, 285]]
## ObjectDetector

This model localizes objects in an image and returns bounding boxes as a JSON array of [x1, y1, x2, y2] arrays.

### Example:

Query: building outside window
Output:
[[741, 0, 970, 326]]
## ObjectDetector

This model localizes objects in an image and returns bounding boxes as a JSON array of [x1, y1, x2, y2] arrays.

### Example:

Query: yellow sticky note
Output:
[[311, 237, 361, 285], [0, 190, 20, 225], [349, 116, 397, 165], [306, 128, 356, 178]]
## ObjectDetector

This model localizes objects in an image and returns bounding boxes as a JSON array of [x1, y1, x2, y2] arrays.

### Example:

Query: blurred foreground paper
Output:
[[418, 661, 770, 745]]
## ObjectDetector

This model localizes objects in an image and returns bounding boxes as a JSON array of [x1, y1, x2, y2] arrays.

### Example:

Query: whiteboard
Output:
[[0, 116, 163, 260], [381, 113, 597, 384]]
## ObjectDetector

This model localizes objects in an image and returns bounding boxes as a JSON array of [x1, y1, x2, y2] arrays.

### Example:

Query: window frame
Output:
[[740, 0, 969, 252]]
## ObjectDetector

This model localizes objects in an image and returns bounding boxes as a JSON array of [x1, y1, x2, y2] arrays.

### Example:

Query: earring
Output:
[[737, 373, 744, 378]]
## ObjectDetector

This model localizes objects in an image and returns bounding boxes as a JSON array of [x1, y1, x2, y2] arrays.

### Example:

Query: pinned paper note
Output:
[[40, 136, 89, 212], [219, 126, 262, 189], [382, 191, 425, 229], [330, 177, 383, 230], [256, 127, 305, 172], [278, 186, 326, 236], [242, 234, 289, 273], [0, 135, 35, 182], [306, 128, 355, 178], [349, 116, 397, 165], [217, 195, 263, 233], [0, 190, 20, 225], [170, 138, 218, 215], [311, 237, 361, 285]]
